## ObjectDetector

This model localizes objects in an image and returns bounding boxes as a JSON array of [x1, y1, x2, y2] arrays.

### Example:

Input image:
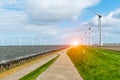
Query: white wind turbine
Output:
[[88, 24, 92, 46], [19, 34, 24, 46], [1, 39, 4, 46], [12, 39, 15, 45], [89, 27, 92, 46], [18, 38, 21, 46], [92, 9, 103, 46], [31, 36, 34, 45]]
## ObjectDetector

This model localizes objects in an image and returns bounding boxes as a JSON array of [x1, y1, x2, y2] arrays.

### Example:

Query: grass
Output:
[[67, 46, 120, 80], [20, 55, 59, 80]]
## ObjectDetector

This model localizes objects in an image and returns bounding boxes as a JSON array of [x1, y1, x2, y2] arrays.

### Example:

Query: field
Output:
[[67, 46, 120, 80], [0, 45, 65, 63]]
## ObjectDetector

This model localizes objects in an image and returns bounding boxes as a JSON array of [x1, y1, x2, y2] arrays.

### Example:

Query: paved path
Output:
[[37, 50, 83, 80], [2, 53, 59, 80]]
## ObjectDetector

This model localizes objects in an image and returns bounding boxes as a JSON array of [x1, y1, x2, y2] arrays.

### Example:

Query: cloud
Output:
[[26, 0, 100, 24], [25, 24, 58, 35], [0, 8, 29, 35], [111, 8, 120, 19], [0, 1, 4, 8], [0, 0, 24, 10], [0, 9, 26, 23]]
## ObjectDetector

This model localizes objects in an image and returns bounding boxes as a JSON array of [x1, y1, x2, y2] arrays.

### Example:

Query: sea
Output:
[[0, 45, 66, 64]]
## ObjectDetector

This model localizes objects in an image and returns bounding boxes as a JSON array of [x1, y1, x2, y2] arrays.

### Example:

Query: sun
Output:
[[71, 41, 79, 46]]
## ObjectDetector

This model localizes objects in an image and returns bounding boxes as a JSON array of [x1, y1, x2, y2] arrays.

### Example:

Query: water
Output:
[[0, 45, 65, 63]]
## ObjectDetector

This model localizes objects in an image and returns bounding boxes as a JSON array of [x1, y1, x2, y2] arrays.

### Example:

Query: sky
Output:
[[0, 0, 120, 45]]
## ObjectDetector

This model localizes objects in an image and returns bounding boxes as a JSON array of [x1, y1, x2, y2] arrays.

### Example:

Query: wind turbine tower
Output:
[[32, 37, 34, 45], [89, 27, 92, 46], [19, 38, 21, 46]]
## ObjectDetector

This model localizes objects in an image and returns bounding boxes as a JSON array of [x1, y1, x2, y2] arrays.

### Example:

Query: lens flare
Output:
[[71, 41, 79, 46]]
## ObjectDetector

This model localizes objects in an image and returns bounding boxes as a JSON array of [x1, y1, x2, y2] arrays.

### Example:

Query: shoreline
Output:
[[0, 50, 60, 79]]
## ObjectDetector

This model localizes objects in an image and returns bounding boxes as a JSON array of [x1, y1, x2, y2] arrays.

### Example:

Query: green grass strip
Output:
[[67, 46, 120, 80], [20, 55, 59, 80]]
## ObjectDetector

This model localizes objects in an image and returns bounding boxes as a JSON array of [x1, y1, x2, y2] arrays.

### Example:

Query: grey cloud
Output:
[[26, 0, 100, 24], [111, 9, 120, 19]]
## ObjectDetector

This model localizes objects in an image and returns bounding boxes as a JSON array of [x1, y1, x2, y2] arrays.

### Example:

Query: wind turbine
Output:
[[18, 38, 21, 46], [31, 36, 34, 45], [84, 32, 87, 45], [1, 39, 4, 46], [12, 39, 15, 45], [19, 34, 24, 46], [92, 9, 103, 46], [87, 24, 92, 46], [39, 38, 41, 45], [88, 27, 92, 46]]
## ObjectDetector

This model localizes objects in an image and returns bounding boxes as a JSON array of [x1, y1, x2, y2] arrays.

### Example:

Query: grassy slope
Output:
[[20, 55, 59, 80], [67, 46, 120, 80]]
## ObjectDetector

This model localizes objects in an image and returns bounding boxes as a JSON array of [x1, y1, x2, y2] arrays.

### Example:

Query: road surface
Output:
[[37, 50, 83, 80]]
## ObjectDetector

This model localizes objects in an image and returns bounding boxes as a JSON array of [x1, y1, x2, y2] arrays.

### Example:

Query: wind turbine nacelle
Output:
[[98, 15, 102, 18]]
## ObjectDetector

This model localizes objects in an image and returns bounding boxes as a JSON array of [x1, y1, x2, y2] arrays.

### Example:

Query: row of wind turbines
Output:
[[85, 9, 103, 46], [0, 38, 66, 45], [0, 39, 49, 45], [80, 25, 92, 46]]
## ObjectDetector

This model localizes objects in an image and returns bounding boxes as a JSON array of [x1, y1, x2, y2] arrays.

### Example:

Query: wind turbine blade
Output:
[[87, 23, 91, 27], [87, 23, 93, 29], [90, 9, 99, 16]]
